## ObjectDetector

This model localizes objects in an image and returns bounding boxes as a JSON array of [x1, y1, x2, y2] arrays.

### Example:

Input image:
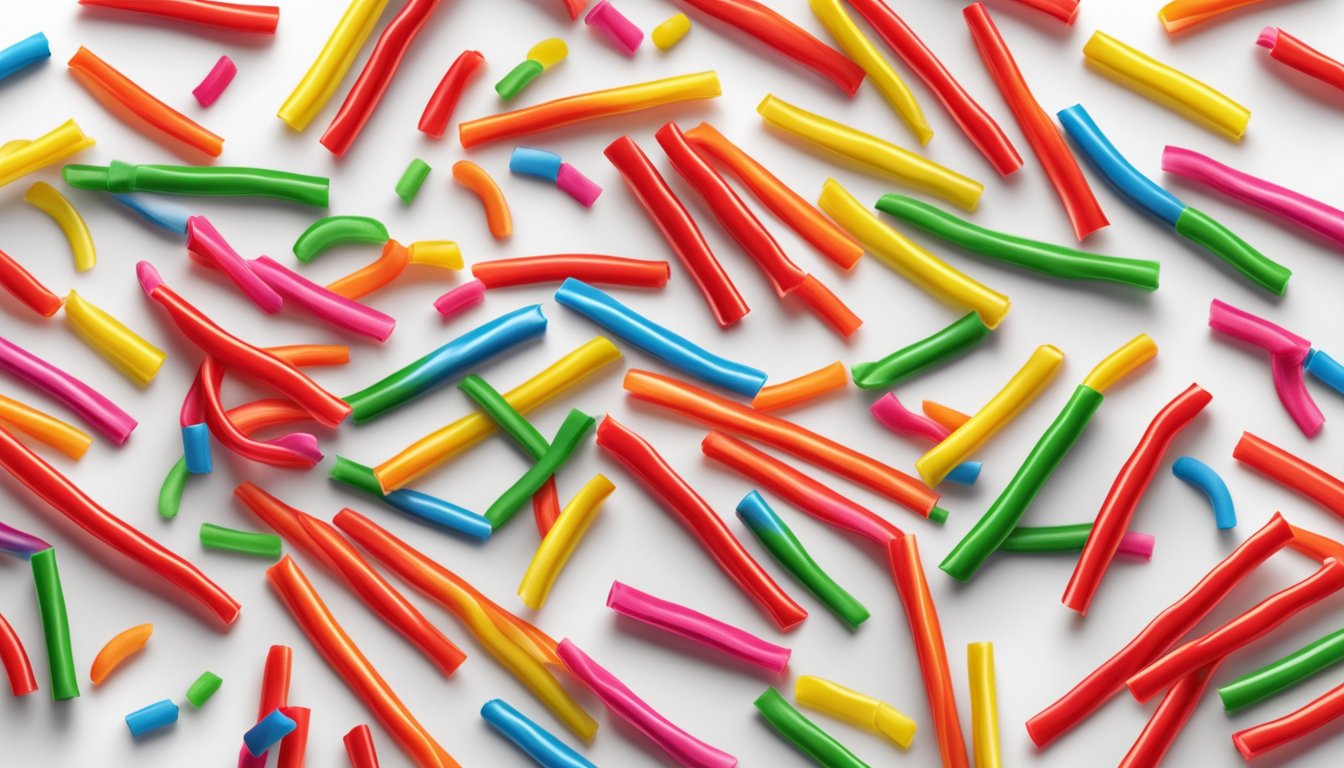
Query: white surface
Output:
[[2, 0, 1344, 766]]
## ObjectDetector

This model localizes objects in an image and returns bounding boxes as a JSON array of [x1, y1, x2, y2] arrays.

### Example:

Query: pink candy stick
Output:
[[585, 0, 644, 56], [185, 217, 284, 314], [1272, 353, 1325, 437], [870, 393, 948, 444], [0, 335, 137, 444], [606, 581, 791, 673], [1119, 532, 1156, 560], [432, 280, 486, 318], [193, 55, 237, 107], [557, 639, 738, 768], [1162, 146, 1344, 251], [248, 256, 395, 342], [1208, 299, 1310, 359], [557, 163, 603, 207]]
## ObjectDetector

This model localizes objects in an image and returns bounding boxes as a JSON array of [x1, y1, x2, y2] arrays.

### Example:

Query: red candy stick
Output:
[[472, 255, 671, 289], [844, 0, 1021, 176], [596, 415, 807, 631], [1118, 662, 1220, 768], [675, 0, 864, 96], [888, 534, 969, 768], [1064, 384, 1212, 614], [1232, 678, 1344, 760], [699, 431, 903, 548], [1026, 513, 1292, 748], [258, 644, 291, 720], [418, 50, 485, 139], [963, 3, 1108, 240], [197, 357, 321, 469], [0, 422, 239, 625], [320, 0, 442, 156], [0, 248, 61, 317], [276, 705, 310, 768], [77, 0, 279, 34], [1126, 558, 1344, 703], [344, 724, 381, 768], [1008, 0, 1079, 24], [604, 136, 748, 327], [1234, 431, 1344, 520], [0, 610, 38, 696], [1258, 27, 1344, 93]]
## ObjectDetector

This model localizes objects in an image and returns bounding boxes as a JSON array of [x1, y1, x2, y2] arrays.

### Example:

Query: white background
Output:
[[2, 0, 1344, 765]]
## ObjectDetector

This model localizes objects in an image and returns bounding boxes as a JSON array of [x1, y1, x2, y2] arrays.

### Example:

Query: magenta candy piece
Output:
[[0, 520, 51, 558], [584, 0, 644, 56], [236, 743, 266, 768], [136, 261, 163, 295], [1255, 26, 1279, 49], [1272, 352, 1325, 437], [433, 280, 486, 318], [870, 393, 948, 444], [192, 55, 237, 107], [606, 581, 791, 673], [1118, 532, 1155, 560], [248, 256, 395, 342], [1208, 299, 1310, 359], [0, 335, 137, 444], [557, 162, 602, 207], [558, 638, 738, 768], [186, 216, 284, 314]]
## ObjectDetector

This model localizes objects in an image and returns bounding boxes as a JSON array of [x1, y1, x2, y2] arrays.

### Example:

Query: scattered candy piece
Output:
[[518, 475, 614, 608], [278, 0, 389, 131], [31, 548, 78, 700], [453, 160, 512, 239], [1172, 456, 1237, 529], [755, 687, 868, 767], [482, 699, 596, 768], [0, 120, 94, 189], [652, 13, 690, 51], [794, 675, 916, 749], [23, 181, 95, 272], [244, 708, 297, 757], [751, 361, 847, 413], [496, 38, 568, 101], [200, 522, 282, 558], [0, 33, 50, 82], [65, 160, 328, 206], [968, 642, 1002, 768], [395, 158, 431, 203], [185, 671, 222, 708], [419, 50, 484, 138], [585, 1, 643, 56], [193, 55, 237, 106], [852, 311, 990, 389], [90, 623, 152, 686], [125, 699, 178, 737]]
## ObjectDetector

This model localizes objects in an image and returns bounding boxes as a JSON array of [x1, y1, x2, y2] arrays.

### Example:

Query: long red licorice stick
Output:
[[418, 50, 485, 138], [1126, 558, 1344, 703], [1118, 661, 1220, 768], [1232, 679, 1344, 760], [0, 422, 240, 625], [139, 263, 350, 427], [471, 255, 671, 289], [266, 556, 459, 768], [1258, 27, 1344, 93], [320, 0, 442, 156], [1233, 431, 1344, 519], [699, 431, 903, 548], [675, 0, 864, 96], [604, 136, 748, 327], [344, 724, 381, 768], [1008, 0, 1080, 24], [595, 416, 808, 631], [276, 705, 311, 768], [888, 534, 969, 768], [258, 644, 291, 720], [0, 610, 38, 696], [1025, 513, 1293, 748], [77, 0, 280, 34], [843, 0, 1021, 176], [624, 369, 943, 519], [0, 249, 62, 317], [1064, 384, 1213, 614], [235, 482, 468, 676], [197, 357, 321, 469], [963, 3, 1108, 240]]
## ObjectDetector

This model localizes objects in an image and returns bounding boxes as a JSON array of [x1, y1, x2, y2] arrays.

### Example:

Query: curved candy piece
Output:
[[293, 216, 389, 263], [752, 361, 847, 412], [419, 49, 484, 138], [761, 95, 981, 210], [64, 161, 329, 206], [64, 290, 166, 387], [125, 699, 178, 736], [652, 13, 691, 50], [453, 161, 512, 239], [1, 120, 94, 189], [460, 72, 722, 149], [1271, 353, 1323, 437], [1158, 0, 1275, 34], [556, 278, 766, 397], [756, 687, 868, 768], [278, 0, 390, 130], [482, 699, 596, 768], [1056, 105, 1185, 226], [1208, 299, 1308, 358], [795, 676, 915, 749], [0, 248, 62, 317], [186, 216, 284, 313], [586, 1, 643, 56], [249, 256, 395, 341], [90, 623, 152, 686], [0, 32, 49, 81], [0, 334, 137, 444], [344, 724, 380, 768], [193, 55, 237, 107], [518, 475, 613, 608], [330, 456, 491, 541], [968, 642, 1002, 768], [78, 0, 279, 34], [556, 163, 602, 207], [963, 3, 1107, 240], [0, 519, 52, 558], [875, 194, 1160, 290], [1233, 680, 1344, 760], [196, 357, 322, 469], [31, 548, 78, 700], [558, 638, 737, 767], [24, 182, 95, 271], [853, 312, 991, 389], [473, 255, 669, 289], [1172, 456, 1236, 529], [0, 610, 37, 696], [1258, 27, 1344, 93], [1083, 31, 1249, 140]]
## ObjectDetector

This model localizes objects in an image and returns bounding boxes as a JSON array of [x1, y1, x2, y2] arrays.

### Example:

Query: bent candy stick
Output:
[[1063, 384, 1212, 614], [596, 416, 808, 631], [89, 623, 152, 686], [963, 3, 1107, 240], [24, 181, 95, 272], [0, 335, 137, 444], [459, 71, 723, 149], [1233, 432, 1344, 520], [1172, 456, 1237, 529], [1233, 681, 1344, 760], [853, 312, 990, 389], [78, 0, 280, 34], [0, 519, 52, 558], [626, 368, 943, 520], [558, 638, 736, 767], [419, 50, 484, 138], [293, 216, 387, 262], [1257, 27, 1344, 93], [62, 161, 329, 206], [1162, 145, 1344, 251], [607, 580, 791, 673], [192, 55, 236, 107], [0, 609, 38, 696], [185, 216, 284, 314], [0, 120, 94, 190], [1126, 558, 1344, 703], [755, 687, 868, 768], [452, 161, 512, 240], [941, 334, 1157, 582], [751, 361, 847, 412], [248, 256, 396, 342], [1209, 299, 1319, 435], [197, 356, 323, 469], [267, 556, 458, 768], [674, 0, 861, 96], [605, 135, 748, 327], [473, 255, 670, 289], [0, 248, 62, 317], [1025, 513, 1293, 748], [517, 474, 614, 608]]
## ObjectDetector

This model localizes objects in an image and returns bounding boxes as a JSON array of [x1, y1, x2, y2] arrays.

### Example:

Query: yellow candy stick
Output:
[[794, 675, 917, 749], [407, 240, 463, 269], [759, 94, 982, 211], [518, 474, 615, 610], [917, 345, 1064, 486], [968, 642, 1002, 768], [0, 394, 92, 461], [652, 13, 691, 51], [809, 0, 931, 145], [1081, 333, 1157, 393], [0, 119, 94, 189], [527, 38, 568, 70], [277, 0, 390, 131], [374, 337, 622, 491], [25, 182, 95, 272], [63, 290, 167, 387], [818, 179, 1009, 328], [1083, 31, 1250, 141]]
